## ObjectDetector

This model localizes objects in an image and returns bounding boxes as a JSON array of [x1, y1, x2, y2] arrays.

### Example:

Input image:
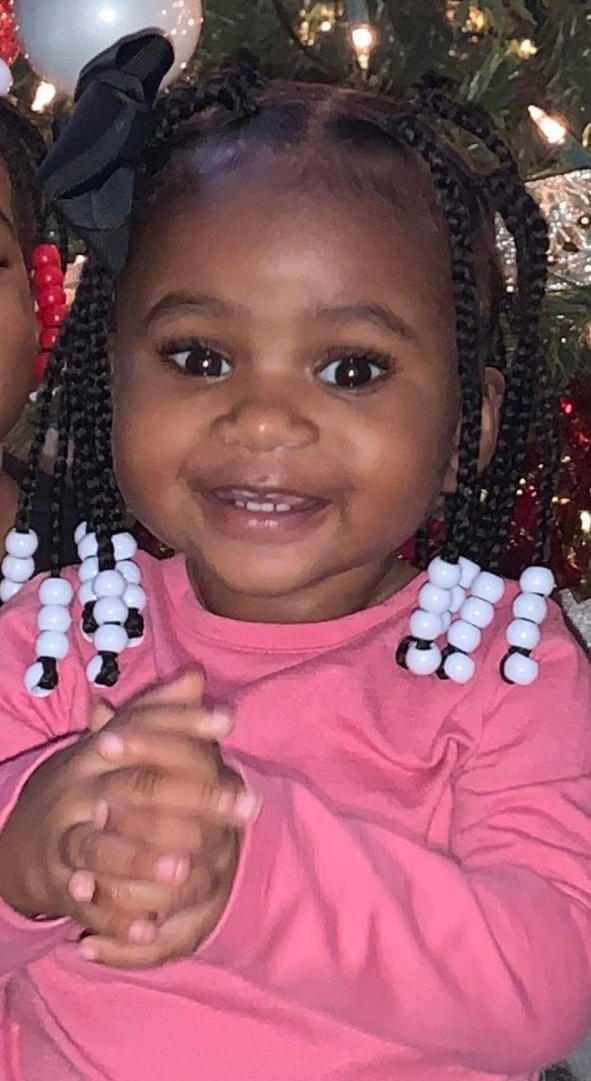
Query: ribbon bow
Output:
[[38, 31, 175, 274]]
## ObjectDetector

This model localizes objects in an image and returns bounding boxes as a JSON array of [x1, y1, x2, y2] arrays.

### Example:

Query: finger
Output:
[[98, 704, 234, 757], [105, 803, 210, 857], [76, 902, 159, 947], [90, 701, 115, 734], [133, 669, 204, 711], [92, 872, 206, 919], [96, 729, 224, 783], [99, 767, 260, 825], [78, 906, 209, 968], [61, 822, 190, 885]]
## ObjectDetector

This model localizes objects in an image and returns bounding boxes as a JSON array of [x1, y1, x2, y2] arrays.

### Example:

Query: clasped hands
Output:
[[1, 670, 258, 969]]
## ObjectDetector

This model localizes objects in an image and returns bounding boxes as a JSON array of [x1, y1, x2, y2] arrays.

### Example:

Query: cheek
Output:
[[0, 284, 36, 438]]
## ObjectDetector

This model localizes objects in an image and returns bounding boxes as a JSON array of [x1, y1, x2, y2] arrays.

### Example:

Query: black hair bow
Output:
[[37, 31, 175, 275]]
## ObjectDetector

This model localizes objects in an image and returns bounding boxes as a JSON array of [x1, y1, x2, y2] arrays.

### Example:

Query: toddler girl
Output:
[[0, 33, 589, 1081]]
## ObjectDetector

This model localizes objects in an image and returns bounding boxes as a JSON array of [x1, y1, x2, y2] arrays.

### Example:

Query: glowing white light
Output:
[[98, 5, 118, 23], [528, 105, 567, 146], [581, 510, 591, 535], [319, 19, 333, 32], [31, 81, 56, 112], [351, 24, 375, 51]]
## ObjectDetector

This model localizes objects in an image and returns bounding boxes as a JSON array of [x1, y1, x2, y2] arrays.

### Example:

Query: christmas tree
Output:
[[1, 0, 590, 592]]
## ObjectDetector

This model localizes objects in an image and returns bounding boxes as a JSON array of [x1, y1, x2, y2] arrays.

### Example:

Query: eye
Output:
[[318, 352, 390, 390], [159, 341, 232, 379]]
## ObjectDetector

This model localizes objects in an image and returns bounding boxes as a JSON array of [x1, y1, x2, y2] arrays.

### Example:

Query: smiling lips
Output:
[[201, 485, 330, 536]]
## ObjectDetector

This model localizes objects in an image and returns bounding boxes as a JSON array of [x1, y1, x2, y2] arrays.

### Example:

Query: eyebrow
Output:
[[314, 303, 419, 342], [144, 292, 419, 344], [144, 291, 233, 327]]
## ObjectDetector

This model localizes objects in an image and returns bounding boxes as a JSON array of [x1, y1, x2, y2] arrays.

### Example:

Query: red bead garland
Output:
[[32, 244, 69, 386]]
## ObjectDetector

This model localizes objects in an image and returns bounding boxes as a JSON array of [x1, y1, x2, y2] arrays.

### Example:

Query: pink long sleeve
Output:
[[202, 630, 591, 1074], [0, 580, 89, 977]]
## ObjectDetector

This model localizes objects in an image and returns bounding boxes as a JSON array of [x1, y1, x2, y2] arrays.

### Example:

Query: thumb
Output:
[[136, 667, 204, 708], [89, 701, 115, 734]]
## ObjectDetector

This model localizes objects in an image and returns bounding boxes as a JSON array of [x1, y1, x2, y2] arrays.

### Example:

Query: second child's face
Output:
[[113, 160, 461, 619], [0, 163, 37, 442]]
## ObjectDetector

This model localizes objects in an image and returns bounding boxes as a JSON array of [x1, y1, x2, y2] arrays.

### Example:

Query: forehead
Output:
[[120, 160, 454, 327]]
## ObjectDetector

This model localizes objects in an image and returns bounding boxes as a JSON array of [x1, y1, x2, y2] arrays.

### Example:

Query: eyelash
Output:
[[156, 339, 394, 391]]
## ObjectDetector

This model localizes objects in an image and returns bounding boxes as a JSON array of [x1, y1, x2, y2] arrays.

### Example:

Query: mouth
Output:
[[198, 485, 331, 539]]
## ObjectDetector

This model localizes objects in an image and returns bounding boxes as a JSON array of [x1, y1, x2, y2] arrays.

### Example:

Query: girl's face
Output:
[[0, 162, 37, 442], [113, 161, 468, 620]]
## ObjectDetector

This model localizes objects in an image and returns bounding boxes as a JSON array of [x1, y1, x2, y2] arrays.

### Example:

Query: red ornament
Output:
[[31, 244, 69, 388], [37, 284, 67, 308], [40, 303, 69, 327], [32, 243, 62, 269], [0, 1, 19, 66], [34, 265, 64, 289]]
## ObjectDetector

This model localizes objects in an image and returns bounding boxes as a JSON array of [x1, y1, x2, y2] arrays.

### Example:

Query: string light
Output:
[[582, 511, 591, 535], [350, 23, 375, 69], [516, 38, 537, 59], [528, 105, 567, 146], [31, 80, 56, 113]]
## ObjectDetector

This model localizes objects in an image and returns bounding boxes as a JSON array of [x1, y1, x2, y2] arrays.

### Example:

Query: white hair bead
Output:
[[447, 619, 481, 654], [116, 559, 142, 584], [123, 583, 147, 612], [112, 532, 138, 561], [93, 596, 128, 626], [5, 528, 38, 559], [36, 630, 70, 660], [409, 609, 444, 641], [93, 570, 126, 598], [506, 618, 541, 652], [37, 604, 72, 633], [86, 655, 104, 684], [427, 556, 461, 590], [449, 585, 465, 613], [405, 642, 441, 675], [460, 595, 495, 630], [512, 592, 547, 625], [1, 555, 36, 583], [502, 651, 539, 686], [459, 557, 480, 589], [78, 532, 98, 561], [94, 623, 129, 654], [443, 650, 475, 684], [24, 662, 52, 698], [79, 556, 99, 583], [74, 521, 88, 545], [39, 577, 74, 606], [440, 610, 451, 633], [518, 566, 555, 598], [0, 579, 22, 603], [471, 570, 505, 605], [78, 580, 96, 607], [418, 582, 452, 615]]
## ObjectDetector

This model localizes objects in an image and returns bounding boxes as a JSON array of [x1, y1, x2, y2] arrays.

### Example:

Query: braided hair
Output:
[[19, 68, 557, 690]]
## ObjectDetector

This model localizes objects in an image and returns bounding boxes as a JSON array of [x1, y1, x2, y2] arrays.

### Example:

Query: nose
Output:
[[213, 383, 319, 454]]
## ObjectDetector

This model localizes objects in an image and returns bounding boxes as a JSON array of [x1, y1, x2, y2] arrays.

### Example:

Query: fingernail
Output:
[[69, 872, 96, 904], [156, 855, 189, 884], [79, 941, 97, 961], [129, 920, 156, 945], [231, 790, 262, 823], [93, 800, 109, 830], [98, 732, 124, 759], [198, 708, 233, 737]]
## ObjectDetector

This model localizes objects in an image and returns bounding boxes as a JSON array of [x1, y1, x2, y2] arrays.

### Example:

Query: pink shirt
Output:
[[1, 553, 590, 1081]]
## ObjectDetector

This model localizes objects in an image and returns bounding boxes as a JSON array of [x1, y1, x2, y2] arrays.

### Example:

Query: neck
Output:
[[187, 554, 418, 624], [0, 453, 18, 559]]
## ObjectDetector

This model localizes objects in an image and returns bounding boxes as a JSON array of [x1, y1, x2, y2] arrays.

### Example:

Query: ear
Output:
[[442, 367, 505, 492]]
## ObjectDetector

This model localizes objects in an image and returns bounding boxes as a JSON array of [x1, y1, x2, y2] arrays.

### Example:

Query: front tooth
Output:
[[275, 503, 291, 512], [245, 500, 275, 512]]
